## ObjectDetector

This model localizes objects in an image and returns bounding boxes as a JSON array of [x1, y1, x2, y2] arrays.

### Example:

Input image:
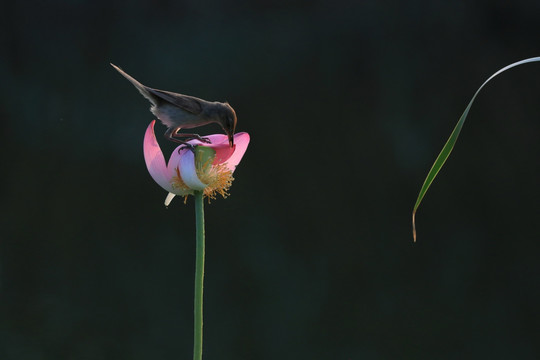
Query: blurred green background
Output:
[[1, 0, 540, 359]]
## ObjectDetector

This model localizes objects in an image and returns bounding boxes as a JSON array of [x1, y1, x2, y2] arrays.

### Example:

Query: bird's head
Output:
[[219, 102, 237, 147]]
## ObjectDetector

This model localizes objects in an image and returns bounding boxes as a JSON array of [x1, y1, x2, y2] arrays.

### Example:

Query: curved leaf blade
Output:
[[412, 57, 540, 242]]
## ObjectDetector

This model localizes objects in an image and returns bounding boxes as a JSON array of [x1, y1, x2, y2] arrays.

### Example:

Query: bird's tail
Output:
[[110, 63, 157, 106]]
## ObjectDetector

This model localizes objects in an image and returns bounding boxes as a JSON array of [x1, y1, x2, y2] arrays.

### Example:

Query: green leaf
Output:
[[412, 57, 540, 242]]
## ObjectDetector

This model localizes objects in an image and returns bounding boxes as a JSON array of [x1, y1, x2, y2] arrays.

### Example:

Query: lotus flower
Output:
[[143, 120, 250, 205]]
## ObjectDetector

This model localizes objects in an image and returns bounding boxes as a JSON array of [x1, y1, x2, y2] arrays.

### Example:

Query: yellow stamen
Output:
[[197, 162, 234, 201]]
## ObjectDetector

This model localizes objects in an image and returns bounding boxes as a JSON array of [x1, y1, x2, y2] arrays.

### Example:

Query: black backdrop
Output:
[[2, 1, 540, 359]]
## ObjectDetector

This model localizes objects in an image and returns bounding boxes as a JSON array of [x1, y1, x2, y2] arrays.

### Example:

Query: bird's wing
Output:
[[147, 89, 203, 115]]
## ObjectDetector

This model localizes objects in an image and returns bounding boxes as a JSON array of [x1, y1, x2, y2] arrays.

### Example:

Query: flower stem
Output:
[[193, 190, 205, 360]]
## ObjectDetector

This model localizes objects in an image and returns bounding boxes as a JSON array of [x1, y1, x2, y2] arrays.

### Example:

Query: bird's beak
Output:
[[228, 133, 234, 147]]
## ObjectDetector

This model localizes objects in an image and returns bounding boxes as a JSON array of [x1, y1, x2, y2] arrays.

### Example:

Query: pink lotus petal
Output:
[[186, 132, 250, 171], [212, 145, 236, 164], [222, 132, 250, 172], [143, 121, 175, 193], [184, 135, 235, 165], [167, 145, 186, 176]]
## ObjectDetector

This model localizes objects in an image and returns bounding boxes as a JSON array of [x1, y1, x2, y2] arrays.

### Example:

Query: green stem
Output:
[[193, 191, 205, 360]]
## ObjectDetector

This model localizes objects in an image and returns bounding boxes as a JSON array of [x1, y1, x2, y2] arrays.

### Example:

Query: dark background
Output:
[[1, 0, 539, 359]]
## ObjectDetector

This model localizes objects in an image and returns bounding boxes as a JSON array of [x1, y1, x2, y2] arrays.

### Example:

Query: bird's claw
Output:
[[175, 136, 210, 154], [178, 143, 196, 153]]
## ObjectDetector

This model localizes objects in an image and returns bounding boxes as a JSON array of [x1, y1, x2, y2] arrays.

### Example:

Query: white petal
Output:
[[164, 192, 176, 206], [179, 150, 207, 190]]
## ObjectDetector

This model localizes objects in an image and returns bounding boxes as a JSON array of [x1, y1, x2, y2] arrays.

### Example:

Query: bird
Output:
[[111, 63, 237, 147]]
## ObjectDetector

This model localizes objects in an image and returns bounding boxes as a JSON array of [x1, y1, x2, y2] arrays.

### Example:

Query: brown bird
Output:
[[111, 63, 237, 147]]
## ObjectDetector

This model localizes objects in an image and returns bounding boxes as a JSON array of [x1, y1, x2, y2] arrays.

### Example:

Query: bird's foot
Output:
[[178, 143, 196, 154]]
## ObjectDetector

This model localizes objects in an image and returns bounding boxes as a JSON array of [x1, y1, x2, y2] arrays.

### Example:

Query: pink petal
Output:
[[185, 135, 235, 164], [166, 145, 186, 176], [143, 121, 175, 193], [222, 132, 250, 172], [185, 132, 250, 172]]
